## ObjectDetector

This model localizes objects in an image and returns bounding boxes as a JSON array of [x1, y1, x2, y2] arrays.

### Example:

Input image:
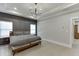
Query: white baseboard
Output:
[[43, 39, 72, 48]]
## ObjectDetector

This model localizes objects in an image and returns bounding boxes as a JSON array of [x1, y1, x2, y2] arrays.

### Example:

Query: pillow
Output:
[[13, 31, 23, 35], [23, 31, 30, 35]]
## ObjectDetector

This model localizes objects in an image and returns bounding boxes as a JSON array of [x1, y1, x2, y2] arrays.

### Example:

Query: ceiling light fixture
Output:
[[40, 9, 42, 11], [14, 7, 17, 10], [30, 3, 42, 19], [34, 3, 42, 19], [34, 3, 37, 19]]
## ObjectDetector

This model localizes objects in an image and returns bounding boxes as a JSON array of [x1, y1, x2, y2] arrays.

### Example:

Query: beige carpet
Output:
[[0, 45, 13, 56], [15, 39, 79, 56]]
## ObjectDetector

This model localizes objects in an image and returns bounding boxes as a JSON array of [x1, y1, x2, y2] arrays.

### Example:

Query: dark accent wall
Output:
[[0, 12, 37, 33]]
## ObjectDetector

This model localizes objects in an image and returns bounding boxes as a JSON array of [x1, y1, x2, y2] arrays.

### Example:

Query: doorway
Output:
[[72, 18, 79, 48], [74, 20, 79, 39]]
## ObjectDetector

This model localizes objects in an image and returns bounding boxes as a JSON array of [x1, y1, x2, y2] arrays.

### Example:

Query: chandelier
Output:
[[34, 3, 37, 19], [30, 3, 42, 19]]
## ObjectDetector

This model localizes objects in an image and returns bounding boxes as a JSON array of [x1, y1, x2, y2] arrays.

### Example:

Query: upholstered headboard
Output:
[[10, 31, 30, 36]]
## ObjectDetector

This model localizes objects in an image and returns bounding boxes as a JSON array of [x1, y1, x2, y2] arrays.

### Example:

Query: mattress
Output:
[[10, 35, 41, 46]]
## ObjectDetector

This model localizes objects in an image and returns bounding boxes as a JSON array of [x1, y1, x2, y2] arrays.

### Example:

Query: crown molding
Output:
[[38, 3, 79, 21]]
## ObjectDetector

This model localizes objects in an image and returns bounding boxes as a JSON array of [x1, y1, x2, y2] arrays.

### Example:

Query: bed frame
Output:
[[12, 40, 41, 55]]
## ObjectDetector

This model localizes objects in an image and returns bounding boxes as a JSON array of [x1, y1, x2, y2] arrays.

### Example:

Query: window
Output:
[[30, 24, 36, 35], [0, 21, 13, 38]]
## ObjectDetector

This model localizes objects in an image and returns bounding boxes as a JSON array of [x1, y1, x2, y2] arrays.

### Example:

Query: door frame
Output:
[[71, 18, 79, 47]]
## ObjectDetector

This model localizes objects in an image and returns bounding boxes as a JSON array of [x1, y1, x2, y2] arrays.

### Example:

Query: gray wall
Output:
[[0, 12, 37, 32], [37, 10, 79, 48]]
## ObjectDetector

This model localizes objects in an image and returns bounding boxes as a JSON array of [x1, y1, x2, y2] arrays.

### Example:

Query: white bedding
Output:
[[10, 35, 41, 46]]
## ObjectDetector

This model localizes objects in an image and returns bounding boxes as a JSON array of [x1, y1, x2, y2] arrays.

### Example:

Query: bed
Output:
[[10, 31, 41, 55]]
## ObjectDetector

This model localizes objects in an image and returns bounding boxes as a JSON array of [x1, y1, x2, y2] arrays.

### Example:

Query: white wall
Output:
[[37, 11, 79, 48]]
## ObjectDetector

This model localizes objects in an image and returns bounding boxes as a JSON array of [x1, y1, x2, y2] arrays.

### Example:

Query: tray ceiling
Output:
[[0, 3, 77, 20]]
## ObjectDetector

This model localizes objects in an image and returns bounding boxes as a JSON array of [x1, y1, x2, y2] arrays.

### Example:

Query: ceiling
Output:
[[0, 3, 77, 20]]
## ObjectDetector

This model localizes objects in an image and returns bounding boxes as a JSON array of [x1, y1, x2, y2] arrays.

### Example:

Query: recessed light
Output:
[[14, 7, 17, 10], [29, 7, 33, 9], [39, 9, 42, 10]]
